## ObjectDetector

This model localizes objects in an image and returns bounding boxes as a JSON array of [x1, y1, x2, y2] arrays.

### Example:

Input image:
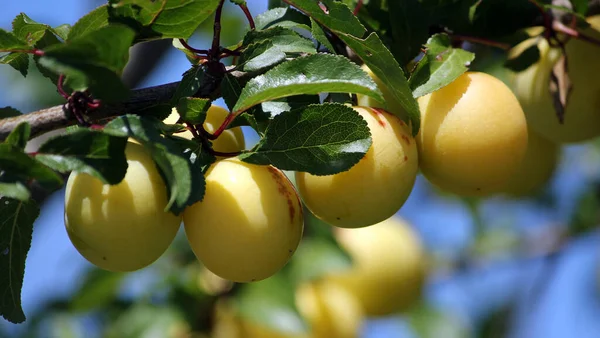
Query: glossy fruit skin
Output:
[[502, 128, 560, 197], [328, 216, 427, 316], [164, 105, 245, 152], [296, 279, 364, 338], [183, 158, 304, 283], [64, 141, 181, 272], [357, 64, 409, 121], [417, 71, 529, 197], [295, 106, 418, 228], [510, 16, 600, 143]]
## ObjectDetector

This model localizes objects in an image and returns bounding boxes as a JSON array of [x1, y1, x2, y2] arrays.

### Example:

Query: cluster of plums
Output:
[[61, 15, 600, 338]]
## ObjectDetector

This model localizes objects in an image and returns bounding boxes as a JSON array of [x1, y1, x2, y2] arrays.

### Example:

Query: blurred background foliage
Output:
[[2, 1, 600, 338]]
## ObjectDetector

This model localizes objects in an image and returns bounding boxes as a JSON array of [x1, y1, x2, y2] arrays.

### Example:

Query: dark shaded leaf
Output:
[[0, 107, 21, 118], [505, 43, 540, 72], [311, 18, 335, 53], [171, 66, 205, 104], [388, 0, 431, 67], [177, 98, 211, 124], [0, 144, 63, 190], [0, 198, 39, 323], [103, 115, 207, 214], [36, 129, 128, 185]]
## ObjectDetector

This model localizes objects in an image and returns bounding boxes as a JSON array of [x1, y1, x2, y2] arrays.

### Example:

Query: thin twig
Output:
[[451, 34, 511, 50], [211, 0, 227, 59], [178, 39, 209, 54], [353, 0, 364, 15], [0, 49, 44, 56], [238, 2, 256, 30]]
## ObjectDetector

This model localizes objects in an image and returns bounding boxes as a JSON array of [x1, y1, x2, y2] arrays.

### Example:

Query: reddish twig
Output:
[[451, 34, 511, 50], [220, 47, 242, 58], [178, 39, 209, 54], [199, 112, 237, 140], [0, 49, 44, 56], [238, 2, 256, 30], [211, 150, 242, 157], [57, 74, 70, 99], [353, 0, 364, 15]]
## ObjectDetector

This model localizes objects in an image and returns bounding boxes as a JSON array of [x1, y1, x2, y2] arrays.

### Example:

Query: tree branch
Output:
[[0, 82, 179, 141], [0, 69, 248, 141]]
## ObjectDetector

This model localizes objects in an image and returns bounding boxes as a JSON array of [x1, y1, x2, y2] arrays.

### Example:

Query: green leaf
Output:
[[505, 43, 540, 72], [11, 13, 58, 46], [222, 73, 268, 132], [282, 0, 366, 37], [387, 0, 431, 66], [70, 269, 126, 312], [35, 129, 128, 185], [288, 235, 352, 283], [105, 304, 189, 338], [176, 98, 210, 124], [342, 32, 421, 134], [0, 183, 30, 201], [0, 107, 22, 118], [0, 52, 29, 77], [108, 0, 221, 41], [0, 144, 63, 190], [4, 122, 30, 149], [310, 18, 335, 53], [240, 103, 371, 175], [233, 53, 383, 113], [240, 27, 316, 72], [103, 115, 207, 214], [45, 25, 134, 72], [0, 29, 29, 50], [39, 25, 134, 102], [0, 198, 39, 323], [409, 34, 475, 98], [285, 0, 421, 135], [261, 95, 320, 117], [53, 24, 71, 41], [408, 304, 473, 338], [235, 274, 307, 335], [255, 7, 311, 31], [571, 0, 588, 15], [171, 65, 205, 104], [240, 40, 283, 72], [67, 6, 109, 41]]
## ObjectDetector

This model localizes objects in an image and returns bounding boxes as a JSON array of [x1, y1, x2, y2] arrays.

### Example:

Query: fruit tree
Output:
[[2, 1, 600, 337]]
